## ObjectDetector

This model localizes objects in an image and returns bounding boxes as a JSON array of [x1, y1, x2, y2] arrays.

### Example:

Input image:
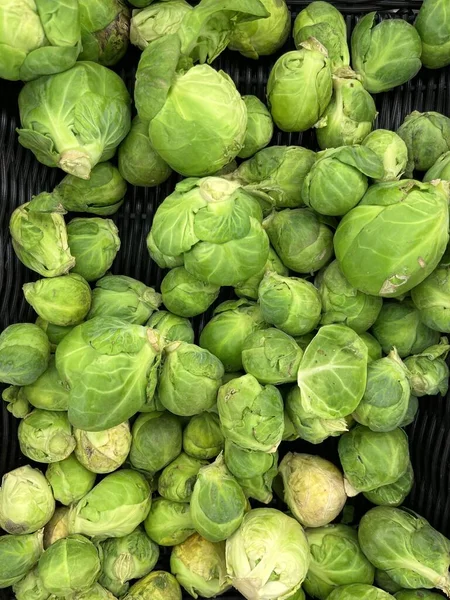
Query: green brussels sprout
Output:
[[130, 1, 192, 49], [74, 422, 132, 474], [338, 426, 410, 495], [286, 386, 349, 445], [24, 274, 92, 327], [18, 63, 131, 180], [316, 260, 383, 333], [0, 0, 81, 81], [43, 507, 70, 549], [21, 356, 69, 411], [161, 267, 220, 318], [56, 318, 163, 430], [144, 497, 195, 546], [358, 333, 382, 363], [424, 150, 450, 182], [226, 508, 311, 599], [411, 265, 450, 333], [9, 193, 75, 277], [0, 323, 50, 386], [237, 95, 273, 159], [191, 455, 247, 542], [235, 246, 289, 300], [183, 412, 224, 460], [217, 373, 284, 452], [303, 146, 384, 216], [232, 465, 278, 505], [328, 584, 395, 599], [267, 42, 332, 133], [118, 116, 172, 186], [398, 111, 450, 176], [71, 583, 118, 599], [78, 0, 130, 66], [1, 386, 30, 419], [303, 524, 375, 599], [395, 591, 444, 600], [88, 275, 162, 324], [147, 230, 185, 269], [12, 566, 49, 600], [298, 325, 368, 419], [123, 571, 182, 600], [358, 507, 450, 595], [375, 570, 403, 594], [415, 0, 450, 69], [67, 218, 120, 282], [0, 466, 54, 535], [279, 453, 347, 528], [363, 462, 414, 507], [69, 470, 151, 538], [316, 73, 377, 149], [351, 13, 422, 94], [46, 455, 96, 505], [158, 453, 207, 503], [371, 301, 440, 358], [130, 411, 182, 475], [158, 342, 224, 416], [18, 409, 75, 463], [242, 328, 302, 385], [400, 395, 419, 428], [334, 180, 449, 298], [36, 318, 78, 352], [38, 534, 101, 596], [199, 299, 266, 372], [171, 533, 231, 598], [54, 163, 127, 216], [229, 145, 317, 209], [293, 1, 349, 70], [147, 311, 194, 344], [362, 130, 408, 182], [353, 350, 410, 432], [0, 530, 43, 588], [404, 340, 450, 397]]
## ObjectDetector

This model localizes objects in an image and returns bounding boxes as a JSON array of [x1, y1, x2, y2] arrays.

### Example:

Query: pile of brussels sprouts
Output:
[[2, 0, 450, 599]]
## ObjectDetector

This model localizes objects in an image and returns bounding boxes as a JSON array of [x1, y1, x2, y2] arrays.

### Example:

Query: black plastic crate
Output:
[[1, 2, 450, 599]]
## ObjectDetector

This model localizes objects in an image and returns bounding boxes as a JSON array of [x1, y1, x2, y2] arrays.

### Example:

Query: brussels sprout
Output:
[[0, 530, 43, 588], [415, 0, 450, 69], [54, 163, 127, 216], [316, 73, 377, 149], [233, 466, 278, 505], [303, 524, 375, 599], [161, 267, 220, 318], [375, 570, 403, 594], [404, 340, 450, 397], [147, 311, 194, 344], [43, 507, 70, 548], [130, 411, 182, 475], [123, 571, 182, 600], [12, 566, 49, 600], [338, 426, 410, 495], [359, 333, 382, 363], [328, 584, 395, 599], [21, 356, 69, 411], [72, 584, 118, 599], [1, 386, 30, 419], [242, 328, 302, 385], [317, 261, 383, 333], [400, 395, 419, 428], [279, 453, 347, 528], [74, 422, 132, 474], [358, 507, 450, 595], [78, 0, 130, 66], [371, 301, 440, 358], [158, 342, 224, 416], [69, 470, 151, 538], [0, 466, 54, 535], [235, 247, 289, 300], [38, 534, 101, 596], [424, 151, 450, 182], [24, 274, 92, 327], [171, 533, 230, 598], [412, 265, 450, 333], [362, 130, 408, 182], [130, 1, 192, 49], [46, 455, 95, 505], [158, 453, 207, 503], [0, 0, 81, 81], [36, 318, 78, 352], [0, 323, 50, 386], [217, 373, 284, 452], [237, 95, 273, 159], [9, 193, 75, 277], [226, 508, 311, 599], [351, 13, 422, 94], [298, 325, 368, 419], [398, 111, 450, 176], [395, 591, 444, 599], [303, 146, 384, 216], [335, 180, 449, 298], [56, 318, 163, 431], [190, 455, 247, 542], [144, 497, 195, 546], [18, 409, 75, 463], [199, 299, 266, 372], [293, 1, 349, 70], [183, 413, 224, 460], [363, 462, 414, 507], [18, 63, 131, 180], [353, 350, 410, 432]]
